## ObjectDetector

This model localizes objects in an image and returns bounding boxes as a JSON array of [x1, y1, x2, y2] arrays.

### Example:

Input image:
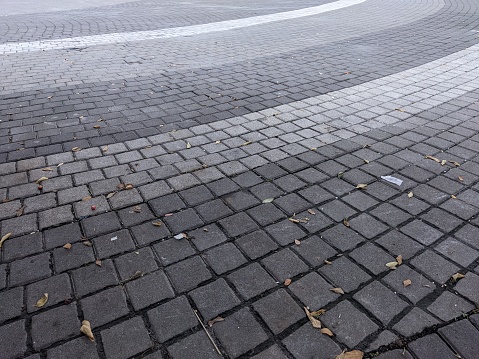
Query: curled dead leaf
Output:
[[284, 278, 292, 286], [386, 261, 398, 270], [80, 320, 95, 342], [132, 206, 142, 213], [93, 125, 101, 129], [125, 184, 134, 190], [82, 240, 93, 247], [186, 142, 192, 149], [106, 191, 117, 199], [42, 167, 53, 172], [35, 176, 48, 184], [451, 195, 457, 199], [343, 218, 350, 227], [307, 209, 316, 215], [95, 259, 102, 267], [335, 350, 364, 359], [396, 255, 403, 265], [425, 155, 440, 163], [207, 317, 225, 327], [363, 159, 370, 164], [71, 147, 81, 152], [441, 159, 447, 166], [16, 205, 25, 217], [262, 198, 274, 204], [294, 239, 301, 245], [101, 146, 109, 152], [321, 327, 334, 337], [289, 218, 300, 223], [304, 307, 322, 329], [458, 176, 464, 182], [324, 260, 332, 265], [356, 184, 367, 190], [215, 140, 221, 144], [330, 287, 345, 295], [337, 172, 344, 179], [152, 221, 163, 227], [407, 192, 413, 198], [241, 141, 252, 146], [452, 273, 465, 282], [63, 243, 72, 250], [0, 232, 12, 248], [82, 196, 92, 201], [310, 309, 326, 317], [403, 279, 412, 287], [449, 161, 460, 167], [35, 293, 49, 308]]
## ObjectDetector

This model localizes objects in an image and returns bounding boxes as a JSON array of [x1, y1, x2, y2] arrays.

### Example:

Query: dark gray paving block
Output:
[[189, 224, 227, 251], [383, 265, 435, 304], [149, 193, 185, 216], [235, 230, 278, 260], [1, 213, 38, 237], [47, 337, 100, 359], [454, 272, 479, 303], [81, 286, 129, 328], [126, 270, 174, 310], [298, 185, 335, 205], [148, 296, 197, 343], [224, 190, 259, 211], [367, 330, 399, 352], [350, 243, 395, 275], [180, 185, 214, 206], [289, 272, 339, 309], [44, 222, 82, 249], [409, 334, 458, 359], [31, 303, 80, 349], [203, 243, 247, 275], [164, 208, 204, 234], [265, 219, 305, 247], [375, 349, 414, 359], [39, 205, 74, 230], [293, 235, 336, 267], [166, 256, 212, 293], [343, 191, 379, 211], [439, 319, 479, 359], [319, 199, 356, 223], [370, 203, 412, 227], [319, 256, 370, 292], [213, 308, 268, 358], [117, 203, 154, 227], [130, 221, 170, 245], [108, 188, 143, 210], [0, 264, 6, 290], [9, 252, 51, 286], [421, 208, 462, 233], [26, 274, 72, 313], [297, 210, 333, 234], [454, 224, 479, 250], [427, 291, 474, 322], [93, 229, 135, 259], [190, 279, 241, 320], [282, 323, 341, 359], [393, 307, 440, 337], [435, 238, 478, 267], [114, 247, 158, 280], [250, 182, 284, 201], [261, 248, 309, 282], [101, 317, 152, 359], [0, 287, 23, 323], [376, 230, 424, 259], [0, 320, 27, 359], [410, 250, 459, 284], [391, 195, 430, 216], [219, 212, 259, 237], [207, 177, 240, 196], [251, 345, 289, 359], [247, 203, 285, 226], [349, 213, 388, 239], [72, 260, 118, 297], [168, 331, 221, 359], [321, 178, 355, 197], [81, 212, 121, 238], [53, 242, 95, 272], [354, 281, 408, 324], [153, 237, 195, 266], [227, 263, 276, 300], [195, 199, 233, 223], [2, 231, 43, 262], [322, 300, 379, 347], [321, 224, 365, 251]]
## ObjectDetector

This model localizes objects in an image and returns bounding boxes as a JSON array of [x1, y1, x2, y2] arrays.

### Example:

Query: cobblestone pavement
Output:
[[1, 0, 479, 358]]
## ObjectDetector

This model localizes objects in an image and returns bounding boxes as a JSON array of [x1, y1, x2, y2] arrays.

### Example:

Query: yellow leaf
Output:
[[80, 320, 95, 342], [82, 196, 92, 201], [330, 287, 345, 295], [335, 350, 364, 359], [42, 167, 53, 172], [321, 327, 334, 337], [284, 278, 292, 286], [289, 218, 300, 223], [215, 140, 221, 144], [304, 307, 322, 328], [186, 142, 192, 149], [63, 243, 72, 250], [152, 221, 163, 227], [449, 161, 460, 167], [294, 239, 301, 245], [241, 141, 252, 146], [125, 184, 134, 190], [207, 316, 225, 327], [71, 147, 81, 152], [452, 273, 465, 281], [458, 176, 464, 182], [451, 195, 457, 199], [441, 159, 447, 166], [262, 198, 274, 203], [0, 232, 12, 248], [425, 155, 440, 163], [386, 261, 398, 270], [407, 192, 413, 198], [35, 293, 49, 308], [403, 279, 412, 287], [101, 146, 109, 152], [310, 309, 326, 317], [356, 184, 367, 190], [106, 191, 117, 199], [35, 176, 48, 184], [396, 255, 403, 265]]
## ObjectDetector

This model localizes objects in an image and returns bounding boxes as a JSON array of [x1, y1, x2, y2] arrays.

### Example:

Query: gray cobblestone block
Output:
[[0, 320, 27, 359], [130, 221, 170, 245], [101, 317, 152, 359], [89, 177, 120, 196], [0, 287, 23, 323], [8, 183, 40, 200], [435, 238, 479, 267], [219, 212, 259, 237], [57, 185, 90, 204], [438, 319, 479, 359], [153, 238, 195, 266], [261, 249, 308, 282], [88, 155, 117, 170], [108, 188, 143, 210], [25, 274, 72, 313], [117, 204, 154, 227], [31, 302, 80, 350], [167, 173, 200, 191], [114, 247, 158, 280], [74, 147, 102, 160], [73, 170, 105, 186], [120, 171, 153, 187], [167, 331, 221, 359], [138, 181, 172, 201], [140, 144, 167, 158], [46, 152, 74, 165], [409, 334, 458, 359], [115, 150, 143, 164], [224, 191, 259, 211], [74, 196, 110, 218], [189, 224, 228, 251], [47, 337, 100, 359], [166, 256, 212, 293], [24, 193, 57, 214], [410, 250, 459, 284], [427, 291, 475, 322], [1, 213, 37, 237], [196, 199, 233, 223], [149, 193, 185, 216], [0, 264, 6, 290], [44, 222, 82, 249], [53, 242, 95, 272], [289, 272, 339, 309], [81, 211, 121, 238], [282, 323, 341, 358], [400, 219, 443, 246], [376, 230, 424, 259], [81, 286, 129, 328], [58, 160, 88, 175], [0, 162, 15, 175], [228, 263, 276, 300], [2, 232, 43, 262], [320, 256, 370, 293], [126, 270, 175, 310], [213, 308, 268, 358], [0, 199, 21, 220], [235, 230, 278, 260], [393, 307, 440, 337], [203, 243, 247, 275], [454, 272, 479, 303], [9, 252, 51, 286], [251, 345, 289, 359], [72, 260, 118, 297], [350, 243, 396, 275], [0, 172, 28, 189], [292, 235, 336, 267], [103, 164, 131, 178], [39, 205, 74, 229], [42, 175, 73, 193], [93, 229, 135, 259], [164, 208, 204, 234], [148, 164, 179, 180]]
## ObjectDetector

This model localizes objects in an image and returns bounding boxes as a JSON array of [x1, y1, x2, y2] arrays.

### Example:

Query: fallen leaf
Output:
[[321, 328, 334, 337], [35, 293, 49, 308], [132, 206, 142, 213], [289, 218, 300, 223], [186, 142, 192, 149], [441, 159, 447, 166], [82, 240, 93, 247], [337, 172, 344, 179], [164, 213, 173, 217], [125, 184, 134, 190], [110, 236, 117, 241], [207, 317, 225, 327], [310, 309, 326, 317], [449, 161, 461, 167], [310, 147, 317, 151], [335, 350, 364, 359], [294, 239, 301, 245], [174, 233, 186, 240], [152, 221, 163, 227], [343, 218, 350, 227], [82, 196, 92, 201], [363, 159, 370, 164], [395, 108, 405, 112], [304, 307, 322, 328], [16, 205, 25, 217], [106, 191, 117, 199], [241, 141, 252, 146], [215, 140, 221, 144], [396, 255, 403, 265], [451, 195, 457, 199], [95, 259, 102, 267], [324, 260, 332, 265], [42, 167, 53, 172], [47, 96, 53, 99], [307, 209, 316, 215], [403, 279, 412, 287], [330, 287, 345, 295], [63, 243, 72, 250], [284, 278, 292, 286], [101, 146, 109, 152], [262, 198, 274, 203], [57, 162, 64, 167], [452, 273, 465, 281], [356, 184, 367, 190], [80, 320, 95, 342], [458, 176, 464, 182], [425, 155, 440, 163], [117, 184, 125, 190], [35, 176, 48, 184], [0, 232, 12, 248], [386, 261, 398, 270], [71, 147, 81, 152], [407, 192, 413, 198], [93, 125, 101, 129]]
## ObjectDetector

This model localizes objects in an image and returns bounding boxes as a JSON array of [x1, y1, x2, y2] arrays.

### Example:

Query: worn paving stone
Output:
[[166, 255, 212, 293], [427, 291, 475, 322], [409, 334, 458, 359], [393, 307, 440, 337], [0, 320, 27, 359], [167, 330, 221, 359], [72, 260, 118, 297], [261, 248, 309, 282], [47, 337, 101, 359], [114, 247, 158, 279], [289, 272, 339, 309], [282, 323, 341, 358], [25, 274, 72, 313]]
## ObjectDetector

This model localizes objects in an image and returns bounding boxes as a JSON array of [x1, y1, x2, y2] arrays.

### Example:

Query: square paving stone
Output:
[[321, 224, 365, 251], [289, 272, 339, 309], [39, 205, 74, 230], [44, 223, 83, 249], [117, 204, 154, 227], [53, 242, 95, 272], [203, 243, 247, 274], [274, 193, 311, 215], [189, 224, 227, 251], [148, 296, 197, 342], [428, 291, 475, 322], [438, 319, 479, 359], [81, 212, 121, 238], [370, 203, 412, 227], [319, 200, 356, 223], [164, 208, 204, 234], [2, 232, 43, 262], [440, 198, 478, 220], [0, 320, 27, 359], [153, 238, 196, 266], [265, 219, 306, 246], [297, 210, 333, 234], [367, 331, 400, 352], [235, 230, 278, 259], [213, 308, 268, 358], [250, 182, 283, 201], [149, 193, 185, 216], [31, 303, 80, 350], [26, 274, 72, 313], [166, 256, 212, 293], [101, 317, 152, 359], [47, 337, 100, 359], [0, 287, 23, 323], [227, 263, 277, 300], [322, 300, 379, 347], [130, 221, 170, 245], [253, 289, 304, 334], [391, 195, 430, 216], [454, 224, 479, 250], [454, 272, 479, 303], [219, 212, 259, 237], [72, 260, 118, 297], [383, 265, 435, 304], [93, 229, 135, 259], [400, 219, 443, 246], [410, 250, 459, 284], [350, 243, 396, 275], [261, 248, 309, 282], [353, 281, 408, 324], [251, 345, 289, 359], [180, 185, 214, 206], [9, 252, 51, 286], [435, 238, 478, 267], [108, 188, 143, 210], [293, 235, 336, 267], [421, 208, 462, 233], [392, 307, 440, 337], [349, 213, 388, 239], [81, 286, 129, 328], [409, 334, 458, 359], [224, 190, 259, 211], [321, 178, 355, 197], [207, 177, 240, 196], [1, 213, 38, 237], [114, 247, 158, 280], [195, 199, 233, 223], [319, 256, 371, 292], [367, 181, 401, 201], [168, 330, 221, 359], [190, 279, 241, 320], [375, 230, 424, 259], [342, 191, 379, 211], [125, 270, 175, 310], [247, 203, 285, 226], [282, 323, 341, 359], [298, 185, 335, 205]]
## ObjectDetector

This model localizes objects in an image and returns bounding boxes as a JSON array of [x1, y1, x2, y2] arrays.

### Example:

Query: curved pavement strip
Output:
[[0, 0, 479, 358]]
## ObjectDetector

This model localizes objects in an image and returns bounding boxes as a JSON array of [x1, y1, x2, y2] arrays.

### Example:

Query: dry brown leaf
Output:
[[93, 125, 101, 129], [101, 145, 109, 152], [132, 206, 142, 213], [63, 243, 72, 250], [186, 142, 192, 149], [16, 205, 25, 217], [363, 159, 370, 164], [452, 273, 465, 281], [343, 218, 350, 227], [441, 159, 447, 166], [324, 260, 332, 265], [307, 209, 316, 215], [458, 176, 464, 182], [207, 317, 225, 327], [356, 184, 367, 190], [42, 167, 53, 172], [407, 192, 413, 198], [284, 278, 292, 286], [425, 155, 440, 163], [304, 307, 322, 328], [57, 162, 64, 167], [82, 196, 92, 201], [335, 350, 364, 359], [321, 328, 334, 337], [35, 176, 48, 184], [451, 195, 457, 199], [80, 320, 95, 342], [152, 221, 163, 227], [386, 261, 398, 270], [106, 191, 117, 199], [337, 172, 344, 179], [241, 141, 252, 146], [0, 232, 12, 248], [215, 140, 221, 144], [403, 279, 412, 287], [82, 240, 93, 247], [125, 184, 134, 190], [95, 259, 102, 267], [449, 161, 461, 167], [396, 255, 403, 265], [71, 147, 81, 152], [35, 293, 49, 308], [311, 309, 326, 317], [289, 218, 300, 223], [294, 239, 301, 246], [330, 287, 345, 295]]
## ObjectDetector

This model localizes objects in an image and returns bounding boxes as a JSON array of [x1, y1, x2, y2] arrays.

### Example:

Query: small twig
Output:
[[193, 310, 222, 355]]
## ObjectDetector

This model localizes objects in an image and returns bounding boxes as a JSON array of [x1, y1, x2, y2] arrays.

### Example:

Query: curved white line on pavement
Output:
[[0, 0, 366, 54]]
